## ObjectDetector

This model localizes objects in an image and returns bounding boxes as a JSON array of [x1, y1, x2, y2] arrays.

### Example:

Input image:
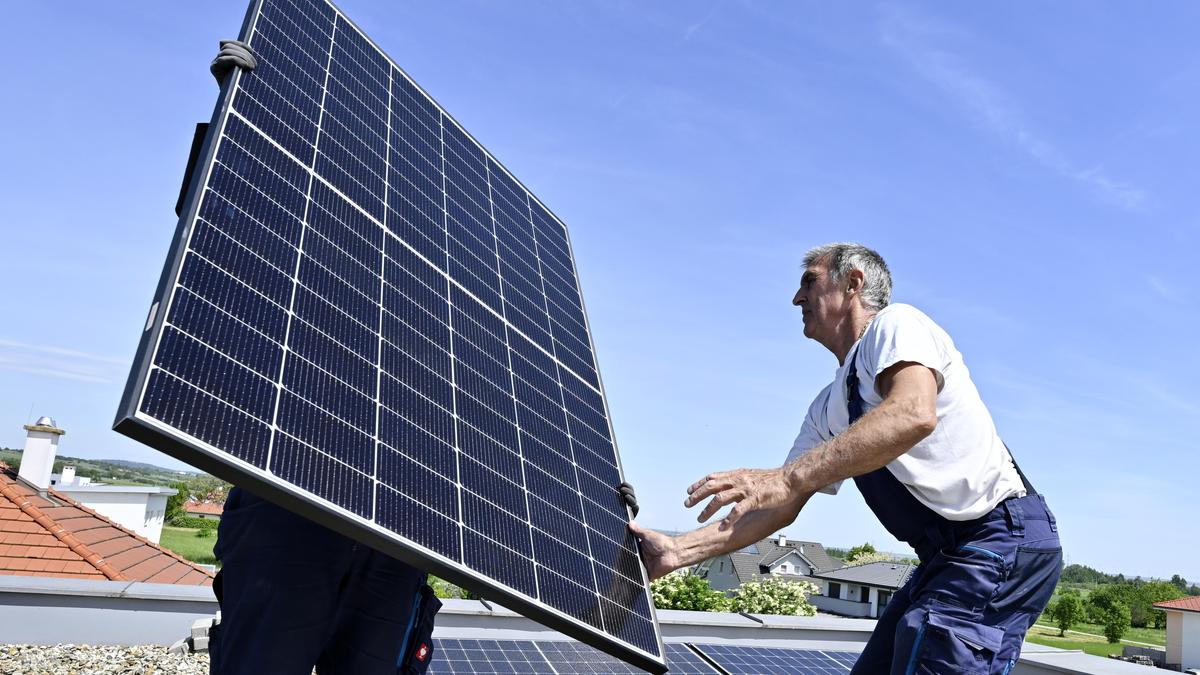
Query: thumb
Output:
[[628, 520, 647, 537]]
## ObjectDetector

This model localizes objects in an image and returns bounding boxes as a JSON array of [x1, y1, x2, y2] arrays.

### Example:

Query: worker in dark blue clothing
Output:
[[631, 243, 1061, 674]]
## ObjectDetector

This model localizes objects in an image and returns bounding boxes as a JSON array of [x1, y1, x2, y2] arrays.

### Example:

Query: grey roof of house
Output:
[[729, 553, 766, 583], [721, 538, 843, 583], [758, 540, 843, 574], [809, 562, 917, 590]]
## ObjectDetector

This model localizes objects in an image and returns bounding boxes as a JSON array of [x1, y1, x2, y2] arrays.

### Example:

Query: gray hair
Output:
[[802, 243, 892, 311]]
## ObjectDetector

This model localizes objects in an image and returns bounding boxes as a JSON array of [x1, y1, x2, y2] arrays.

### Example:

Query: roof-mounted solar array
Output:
[[692, 644, 858, 674], [429, 639, 858, 674], [430, 640, 721, 674], [114, 0, 662, 669]]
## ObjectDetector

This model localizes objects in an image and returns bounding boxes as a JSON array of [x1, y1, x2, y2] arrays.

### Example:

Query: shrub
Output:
[[651, 572, 732, 612], [429, 576, 479, 600], [169, 515, 220, 530], [730, 577, 818, 616]]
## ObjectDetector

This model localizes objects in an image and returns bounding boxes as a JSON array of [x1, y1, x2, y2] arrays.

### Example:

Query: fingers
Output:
[[210, 39, 258, 83], [618, 482, 638, 518], [721, 502, 748, 529], [686, 470, 748, 508], [697, 489, 740, 523]]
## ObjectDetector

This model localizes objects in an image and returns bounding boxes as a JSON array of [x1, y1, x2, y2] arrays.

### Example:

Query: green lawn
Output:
[[1034, 619, 1165, 646], [160, 526, 218, 566], [1025, 625, 1124, 658]]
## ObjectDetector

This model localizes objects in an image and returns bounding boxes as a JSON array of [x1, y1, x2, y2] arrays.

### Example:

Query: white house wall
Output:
[[1182, 611, 1200, 671], [55, 491, 165, 543], [703, 557, 743, 593], [769, 551, 813, 577]]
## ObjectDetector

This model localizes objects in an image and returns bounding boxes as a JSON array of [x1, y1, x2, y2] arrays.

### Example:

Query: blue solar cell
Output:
[[429, 639, 556, 674], [429, 640, 719, 674], [691, 644, 859, 675], [117, 0, 661, 668]]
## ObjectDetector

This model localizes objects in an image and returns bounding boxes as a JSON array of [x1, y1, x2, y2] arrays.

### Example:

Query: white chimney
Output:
[[18, 416, 65, 490], [777, 533, 787, 547], [60, 465, 76, 486]]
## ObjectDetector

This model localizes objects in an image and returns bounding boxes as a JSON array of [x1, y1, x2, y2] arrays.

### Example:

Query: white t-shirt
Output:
[[784, 303, 1025, 521]]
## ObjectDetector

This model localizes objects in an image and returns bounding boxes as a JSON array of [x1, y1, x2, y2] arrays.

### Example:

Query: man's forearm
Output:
[[786, 393, 934, 495], [671, 496, 811, 569]]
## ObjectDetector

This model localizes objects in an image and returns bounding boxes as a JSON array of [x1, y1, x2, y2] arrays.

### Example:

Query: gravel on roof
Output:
[[0, 645, 209, 675]]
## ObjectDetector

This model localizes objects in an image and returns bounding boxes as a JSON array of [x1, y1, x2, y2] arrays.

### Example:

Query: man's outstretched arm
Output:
[[686, 361, 937, 526], [630, 497, 809, 580], [631, 361, 938, 577]]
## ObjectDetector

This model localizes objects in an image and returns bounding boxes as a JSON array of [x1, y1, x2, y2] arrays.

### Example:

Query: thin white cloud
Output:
[[0, 338, 125, 384], [879, 7, 1146, 210], [0, 338, 127, 365], [1147, 276, 1176, 302], [683, 3, 721, 42]]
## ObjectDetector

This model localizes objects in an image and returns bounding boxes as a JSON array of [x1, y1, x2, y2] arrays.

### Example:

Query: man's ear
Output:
[[846, 269, 865, 294]]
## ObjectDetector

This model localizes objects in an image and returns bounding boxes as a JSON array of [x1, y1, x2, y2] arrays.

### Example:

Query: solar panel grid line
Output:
[[435, 102, 471, 587], [368, 65, 392, 519], [117, 0, 665, 667], [484, 232, 546, 605], [259, 5, 338, 476]]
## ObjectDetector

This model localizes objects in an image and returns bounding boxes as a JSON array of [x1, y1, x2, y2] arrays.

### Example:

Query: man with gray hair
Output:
[[631, 243, 1060, 674]]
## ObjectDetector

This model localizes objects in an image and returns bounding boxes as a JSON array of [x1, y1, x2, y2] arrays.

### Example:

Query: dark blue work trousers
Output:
[[850, 494, 1062, 675], [209, 487, 433, 675]]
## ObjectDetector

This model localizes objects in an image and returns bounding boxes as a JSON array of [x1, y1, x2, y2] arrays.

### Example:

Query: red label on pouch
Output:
[[417, 643, 429, 662]]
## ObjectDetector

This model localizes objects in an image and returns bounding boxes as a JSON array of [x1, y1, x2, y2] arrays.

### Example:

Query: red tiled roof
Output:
[[1155, 596, 1200, 613], [0, 464, 213, 585], [183, 500, 224, 516]]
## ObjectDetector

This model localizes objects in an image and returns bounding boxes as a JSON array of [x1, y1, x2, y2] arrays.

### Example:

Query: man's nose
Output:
[[792, 289, 804, 306]]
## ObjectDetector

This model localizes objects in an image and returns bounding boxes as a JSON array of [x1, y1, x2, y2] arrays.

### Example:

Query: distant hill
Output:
[[0, 448, 198, 486], [93, 458, 199, 474]]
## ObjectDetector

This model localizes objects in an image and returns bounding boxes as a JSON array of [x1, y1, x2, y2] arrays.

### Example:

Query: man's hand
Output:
[[618, 481, 638, 518], [684, 466, 799, 528], [628, 521, 679, 580], [211, 40, 257, 84]]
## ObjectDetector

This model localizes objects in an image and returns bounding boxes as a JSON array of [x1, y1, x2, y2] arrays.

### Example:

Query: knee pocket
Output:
[[398, 584, 443, 674], [907, 610, 1004, 675]]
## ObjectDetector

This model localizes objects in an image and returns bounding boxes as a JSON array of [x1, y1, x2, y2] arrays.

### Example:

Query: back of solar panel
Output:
[[113, 0, 665, 670]]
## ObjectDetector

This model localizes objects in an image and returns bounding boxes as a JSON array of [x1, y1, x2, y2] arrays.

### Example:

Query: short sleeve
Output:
[[861, 305, 949, 394], [784, 385, 842, 495]]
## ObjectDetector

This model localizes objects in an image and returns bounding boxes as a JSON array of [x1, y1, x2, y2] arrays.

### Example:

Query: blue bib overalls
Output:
[[844, 350, 1062, 675], [208, 487, 440, 675]]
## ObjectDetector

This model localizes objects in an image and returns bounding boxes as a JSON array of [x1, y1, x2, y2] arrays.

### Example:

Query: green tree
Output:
[[651, 572, 732, 612], [845, 543, 876, 561], [1100, 602, 1131, 644], [730, 577, 818, 616], [846, 551, 895, 566], [1051, 589, 1083, 636], [1088, 584, 1142, 625], [1142, 581, 1186, 629], [165, 481, 190, 525]]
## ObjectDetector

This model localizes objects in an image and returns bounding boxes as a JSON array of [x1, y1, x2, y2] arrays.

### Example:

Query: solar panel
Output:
[[690, 644, 857, 675], [112, 0, 662, 669], [431, 639, 557, 674], [429, 640, 719, 674], [536, 641, 720, 674]]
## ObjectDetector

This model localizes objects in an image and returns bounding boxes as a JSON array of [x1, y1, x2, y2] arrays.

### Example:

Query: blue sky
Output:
[[2, 1, 1197, 581]]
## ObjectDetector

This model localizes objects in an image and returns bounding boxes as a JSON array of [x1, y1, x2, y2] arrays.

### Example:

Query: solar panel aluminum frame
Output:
[[112, 1, 666, 671]]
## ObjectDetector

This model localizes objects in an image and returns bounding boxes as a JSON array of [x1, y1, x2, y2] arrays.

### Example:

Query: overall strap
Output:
[[1003, 442, 1038, 496], [845, 346, 952, 560], [847, 344, 1038, 497]]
